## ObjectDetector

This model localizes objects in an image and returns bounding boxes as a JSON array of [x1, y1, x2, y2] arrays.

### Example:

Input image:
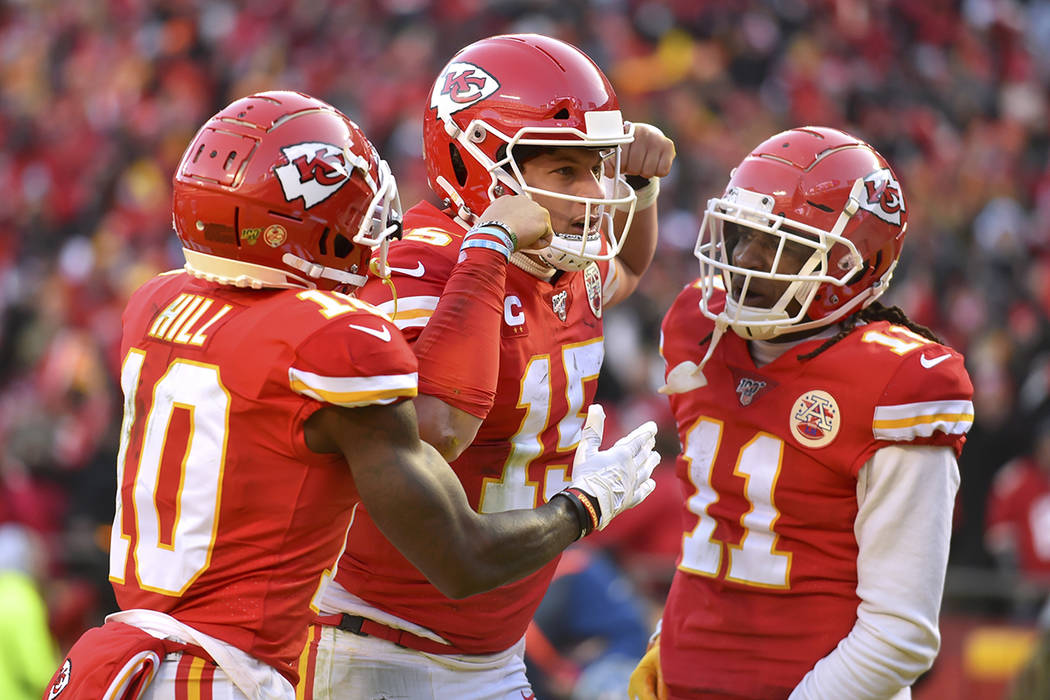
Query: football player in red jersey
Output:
[[302, 35, 675, 699], [42, 91, 661, 700], [628, 127, 975, 700], [985, 418, 1050, 585]]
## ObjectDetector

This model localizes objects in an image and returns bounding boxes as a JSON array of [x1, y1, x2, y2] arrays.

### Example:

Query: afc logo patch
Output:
[[274, 142, 373, 209], [858, 168, 905, 227], [789, 389, 840, 448], [431, 61, 500, 123]]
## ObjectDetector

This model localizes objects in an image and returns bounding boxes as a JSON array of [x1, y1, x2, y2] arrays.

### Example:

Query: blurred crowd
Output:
[[3, 0, 1050, 689]]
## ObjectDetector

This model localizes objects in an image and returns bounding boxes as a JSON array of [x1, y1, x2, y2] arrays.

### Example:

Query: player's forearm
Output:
[[413, 242, 508, 420], [439, 497, 583, 597], [394, 493, 580, 599], [356, 431, 579, 600], [607, 199, 657, 308], [790, 445, 959, 699]]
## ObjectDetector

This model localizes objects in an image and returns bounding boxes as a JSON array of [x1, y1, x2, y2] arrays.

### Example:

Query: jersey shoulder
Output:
[[256, 290, 418, 408], [395, 200, 463, 269], [275, 291, 417, 411], [359, 201, 462, 331], [836, 320, 974, 446], [123, 269, 189, 326], [660, 280, 717, 367]]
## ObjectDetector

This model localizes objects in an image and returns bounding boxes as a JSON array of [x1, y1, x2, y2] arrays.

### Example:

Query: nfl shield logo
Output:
[[551, 290, 568, 322], [584, 263, 602, 319]]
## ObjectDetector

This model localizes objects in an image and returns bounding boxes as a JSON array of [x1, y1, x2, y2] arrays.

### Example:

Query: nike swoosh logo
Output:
[[919, 352, 951, 369], [387, 261, 425, 277], [349, 323, 391, 342]]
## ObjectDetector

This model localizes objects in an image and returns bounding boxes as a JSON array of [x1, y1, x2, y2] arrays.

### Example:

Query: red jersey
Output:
[[986, 457, 1050, 577], [338, 201, 610, 654], [110, 272, 417, 685], [659, 282, 973, 699]]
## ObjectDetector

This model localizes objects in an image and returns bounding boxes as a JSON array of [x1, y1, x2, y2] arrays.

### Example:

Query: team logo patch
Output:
[[263, 224, 287, 247], [274, 142, 373, 209], [48, 658, 71, 698], [789, 389, 840, 447], [431, 61, 500, 123], [583, 263, 602, 319], [858, 168, 905, 226], [551, 290, 568, 322]]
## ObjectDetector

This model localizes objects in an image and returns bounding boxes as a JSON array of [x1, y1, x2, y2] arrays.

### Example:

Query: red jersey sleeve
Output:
[[289, 300, 418, 409], [660, 280, 709, 371], [357, 202, 502, 417], [869, 340, 974, 456], [357, 204, 459, 344]]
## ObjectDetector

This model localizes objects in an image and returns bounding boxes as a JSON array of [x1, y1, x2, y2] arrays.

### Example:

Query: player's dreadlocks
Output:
[[797, 301, 942, 362]]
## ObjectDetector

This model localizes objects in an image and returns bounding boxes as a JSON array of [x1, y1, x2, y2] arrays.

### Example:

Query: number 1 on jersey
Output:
[[680, 417, 791, 589], [479, 340, 603, 513]]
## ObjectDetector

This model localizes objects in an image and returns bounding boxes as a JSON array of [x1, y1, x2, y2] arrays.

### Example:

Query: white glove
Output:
[[569, 404, 659, 530]]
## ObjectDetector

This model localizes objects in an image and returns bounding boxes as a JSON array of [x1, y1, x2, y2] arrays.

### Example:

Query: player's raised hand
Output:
[[611, 122, 676, 180], [477, 194, 553, 252], [566, 404, 659, 530]]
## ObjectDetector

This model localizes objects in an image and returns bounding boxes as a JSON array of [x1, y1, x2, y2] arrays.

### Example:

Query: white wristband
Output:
[[617, 176, 660, 212]]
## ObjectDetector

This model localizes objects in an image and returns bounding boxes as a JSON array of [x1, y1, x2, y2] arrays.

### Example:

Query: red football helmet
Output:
[[173, 91, 401, 291], [422, 34, 637, 270], [695, 126, 908, 339]]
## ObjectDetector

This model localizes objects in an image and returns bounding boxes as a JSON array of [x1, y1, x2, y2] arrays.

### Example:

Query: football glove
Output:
[[568, 404, 659, 530], [628, 638, 667, 700]]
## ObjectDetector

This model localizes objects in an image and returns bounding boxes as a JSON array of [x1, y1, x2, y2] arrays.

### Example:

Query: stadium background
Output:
[[2, 1, 1049, 697]]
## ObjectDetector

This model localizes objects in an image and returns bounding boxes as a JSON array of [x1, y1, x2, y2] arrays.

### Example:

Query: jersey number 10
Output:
[[109, 350, 227, 595]]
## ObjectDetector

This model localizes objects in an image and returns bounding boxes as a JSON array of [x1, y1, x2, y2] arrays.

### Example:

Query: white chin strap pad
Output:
[[536, 233, 603, 271]]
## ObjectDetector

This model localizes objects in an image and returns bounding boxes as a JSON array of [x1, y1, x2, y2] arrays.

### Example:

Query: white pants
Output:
[[138, 652, 249, 700], [305, 623, 532, 700], [107, 610, 295, 700]]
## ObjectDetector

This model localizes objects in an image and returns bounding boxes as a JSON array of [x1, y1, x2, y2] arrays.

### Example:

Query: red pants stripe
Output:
[[295, 622, 323, 700], [174, 653, 216, 700]]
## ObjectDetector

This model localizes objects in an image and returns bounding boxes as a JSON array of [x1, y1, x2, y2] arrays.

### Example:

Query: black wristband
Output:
[[570, 488, 602, 529], [554, 491, 592, 541], [625, 174, 652, 191]]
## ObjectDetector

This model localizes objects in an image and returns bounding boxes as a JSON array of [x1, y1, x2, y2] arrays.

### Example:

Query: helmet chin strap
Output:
[[659, 319, 729, 395], [282, 253, 367, 288]]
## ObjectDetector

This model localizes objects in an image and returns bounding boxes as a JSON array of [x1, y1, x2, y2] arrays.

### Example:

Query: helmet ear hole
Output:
[[553, 108, 570, 119], [333, 233, 354, 259], [449, 143, 468, 187], [844, 261, 870, 286]]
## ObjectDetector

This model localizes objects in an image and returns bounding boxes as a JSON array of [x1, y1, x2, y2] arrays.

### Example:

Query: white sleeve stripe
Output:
[[373, 296, 439, 316], [872, 399, 974, 440], [874, 399, 973, 421], [289, 367, 418, 406]]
